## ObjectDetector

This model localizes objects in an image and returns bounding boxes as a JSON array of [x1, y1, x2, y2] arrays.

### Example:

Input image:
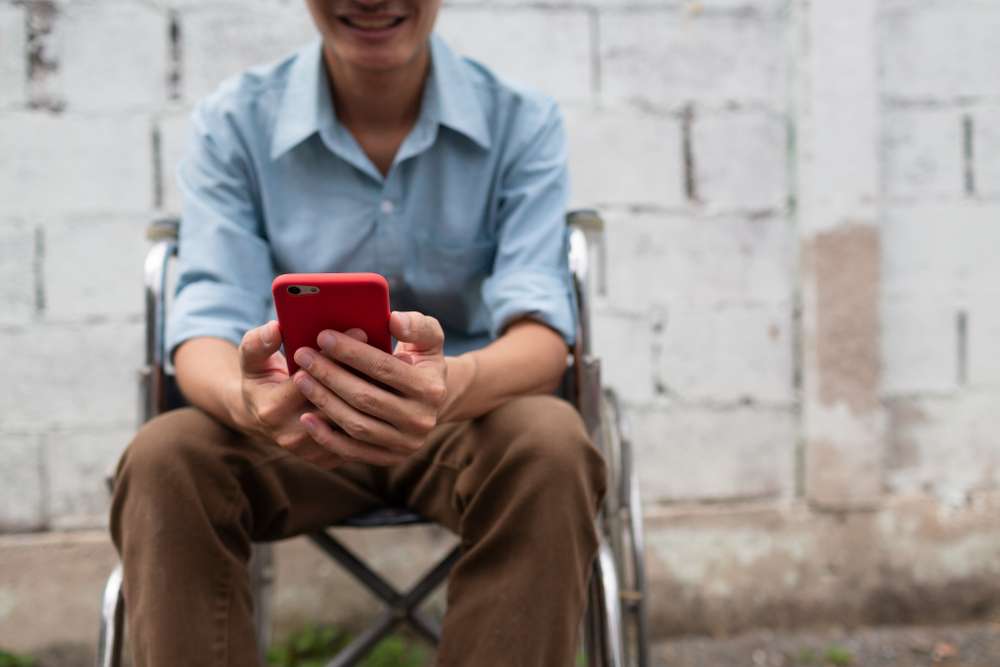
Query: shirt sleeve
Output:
[[164, 101, 275, 365], [481, 101, 577, 346]]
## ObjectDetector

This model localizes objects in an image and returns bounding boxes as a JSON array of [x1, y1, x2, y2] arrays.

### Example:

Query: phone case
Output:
[[271, 272, 392, 377]]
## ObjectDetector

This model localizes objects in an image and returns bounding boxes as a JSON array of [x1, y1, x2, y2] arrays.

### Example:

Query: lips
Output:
[[340, 14, 406, 31]]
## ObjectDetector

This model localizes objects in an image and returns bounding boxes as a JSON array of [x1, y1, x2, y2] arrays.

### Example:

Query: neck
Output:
[[323, 42, 430, 133]]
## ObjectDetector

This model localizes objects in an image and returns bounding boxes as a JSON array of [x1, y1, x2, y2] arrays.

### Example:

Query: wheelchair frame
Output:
[[97, 210, 649, 667]]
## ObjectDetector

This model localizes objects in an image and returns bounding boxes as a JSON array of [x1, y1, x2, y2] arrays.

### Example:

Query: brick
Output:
[[886, 395, 1000, 501], [158, 111, 193, 214], [883, 109, 965, 200], [0, 321, 143, 431], [968, 293, 1000, 390], [973, 108, 1000, 198], [181, 3, 319, 102], [692, 111, 787, 210], [629, 404, 795, 502], [882, 4, 1000, 100], [52, 1, 168, 112], [591, 308, 659, 405], [44, 426, 133, 530], [0, 433, 45, 531], [601, 210, 795, 312], [44, 217, 149, 321], [882, 296, 959, 397], [0, 3, 26, 108], [563, 105, 684, 209], [882, 203, 1000, 298], [0, 113, 152, 216], [656, 300, 794, 404], [436, 7, 592, 104], [600, 9, 787, 109], [0, 223, 36, 326]]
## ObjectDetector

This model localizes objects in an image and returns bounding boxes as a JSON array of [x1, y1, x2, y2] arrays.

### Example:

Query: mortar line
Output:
[[588, 6, 602, 103], [962, 114, 976, 197], [681, 104, 698, 203], [956, 310, 968, 387], [167, 9, 182, 101], [152, 120, 163, 210], [33, 225, 45, 316]]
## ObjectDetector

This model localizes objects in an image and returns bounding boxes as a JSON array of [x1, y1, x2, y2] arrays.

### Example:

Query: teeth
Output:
[[348, 16, 399, 29]]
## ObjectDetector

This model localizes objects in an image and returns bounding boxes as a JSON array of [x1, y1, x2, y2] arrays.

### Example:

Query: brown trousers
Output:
[[110, 394, 607, 667]]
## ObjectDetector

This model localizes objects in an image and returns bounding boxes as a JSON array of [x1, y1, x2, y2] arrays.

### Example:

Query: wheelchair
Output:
[[96, 209, 650, 667]]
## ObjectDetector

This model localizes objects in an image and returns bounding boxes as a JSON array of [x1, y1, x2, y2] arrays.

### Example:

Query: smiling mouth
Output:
[[340, 15, 406, 31]]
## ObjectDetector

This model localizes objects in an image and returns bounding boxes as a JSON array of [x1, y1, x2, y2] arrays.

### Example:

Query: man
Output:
[[110, 0, 607, 665]]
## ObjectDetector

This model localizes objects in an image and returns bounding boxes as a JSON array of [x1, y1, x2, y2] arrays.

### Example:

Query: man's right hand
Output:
[[232, 320, 343, 469]]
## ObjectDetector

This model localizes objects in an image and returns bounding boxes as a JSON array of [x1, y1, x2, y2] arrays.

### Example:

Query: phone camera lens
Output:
[[288, 286, 301, 295]]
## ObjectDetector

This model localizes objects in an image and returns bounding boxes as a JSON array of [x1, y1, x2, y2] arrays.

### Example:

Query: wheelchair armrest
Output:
[[146, 217, 180, 242]]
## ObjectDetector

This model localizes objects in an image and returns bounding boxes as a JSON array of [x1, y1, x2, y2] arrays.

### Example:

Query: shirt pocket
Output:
[[405, 236, 497, 333]]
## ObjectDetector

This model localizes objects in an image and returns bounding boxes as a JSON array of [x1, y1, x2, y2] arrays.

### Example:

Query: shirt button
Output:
[[380, 199, 395, 215]]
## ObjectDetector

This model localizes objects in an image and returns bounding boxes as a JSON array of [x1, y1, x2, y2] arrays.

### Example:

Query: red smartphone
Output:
[[271, 272, 392, 377]]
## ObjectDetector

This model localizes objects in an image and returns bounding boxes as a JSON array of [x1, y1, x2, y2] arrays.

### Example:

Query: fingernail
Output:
[[294, 372, 313, 390], [318, 330, 336, 349], [397, 312, 411, 337], [295, 348, 315, 369], [260, 321, 274, 346]]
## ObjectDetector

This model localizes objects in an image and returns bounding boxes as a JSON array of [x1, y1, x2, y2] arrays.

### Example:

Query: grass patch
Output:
[[266, 624, 428, 667], [0, 650, 37, 667]]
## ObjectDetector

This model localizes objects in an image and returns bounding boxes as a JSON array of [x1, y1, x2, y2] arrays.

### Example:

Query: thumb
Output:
[[390, 311, 444, 353], [239, 320, 282, 373]]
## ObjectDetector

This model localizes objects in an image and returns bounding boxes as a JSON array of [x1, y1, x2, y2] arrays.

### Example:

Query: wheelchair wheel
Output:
[[599, 389, 650, 667]]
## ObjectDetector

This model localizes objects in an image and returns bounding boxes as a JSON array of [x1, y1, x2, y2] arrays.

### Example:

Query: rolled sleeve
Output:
[[482, 101, 576, 345], [164, 100, 274, 364]]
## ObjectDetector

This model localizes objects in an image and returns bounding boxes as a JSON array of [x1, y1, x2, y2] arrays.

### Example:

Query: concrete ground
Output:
[[653, 622, 1000, 667], [16, 621, 1000, 666]]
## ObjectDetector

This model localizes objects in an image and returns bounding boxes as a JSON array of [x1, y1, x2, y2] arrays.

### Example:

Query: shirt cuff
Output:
[[165, 280, 270, 365], [482, 269, 577, 346]]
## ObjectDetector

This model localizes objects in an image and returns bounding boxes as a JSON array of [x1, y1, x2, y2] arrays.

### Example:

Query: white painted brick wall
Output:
[[887, 394, 1000, 502], [882, 3, 1000, 100], [882, 203, 1000, 298], [0, 322, 143, 431], [631, 405, 796, 502], [181, 3, 317, 102], [601, 211, 795, 312], [883, 109, 965, 200], [0, 3, 26, 109], [0, 113, 152, 216], [656, 300, 794, 405], [45, 426, 135, 530], [157, 111, 192, 215], [882, 296, 959, 397], [43, 218, 149, 321], [967, 294, 1000, 390], [973, 108, 1000, 198], [52, 1, 168, 112], [436, 7, 593, 105], [563, 105, 684, 209], [600, 8, 788, 110], [0, 224, 36, 327], [692, 111, 788, 211], [0, 434, 44, 531]]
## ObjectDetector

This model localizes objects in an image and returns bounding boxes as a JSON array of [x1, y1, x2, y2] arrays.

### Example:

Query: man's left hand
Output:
[[291, 311, 448, 466]]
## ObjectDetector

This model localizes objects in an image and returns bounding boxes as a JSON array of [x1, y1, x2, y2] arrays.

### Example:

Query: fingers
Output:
[[292, 372, 424, 455], [271, 423, 341, 469], [301, 413, 408, 466], [390, 311, 444, 352], [239, 320, 281, 375], [309, 330, 427, 397]]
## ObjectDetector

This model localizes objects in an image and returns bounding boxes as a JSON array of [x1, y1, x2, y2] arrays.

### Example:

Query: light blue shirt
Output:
[[166, 34, 575, 362]]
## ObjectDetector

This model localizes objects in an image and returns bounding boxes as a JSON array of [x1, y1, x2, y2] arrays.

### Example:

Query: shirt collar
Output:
[[270, 35, 491, 162]]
